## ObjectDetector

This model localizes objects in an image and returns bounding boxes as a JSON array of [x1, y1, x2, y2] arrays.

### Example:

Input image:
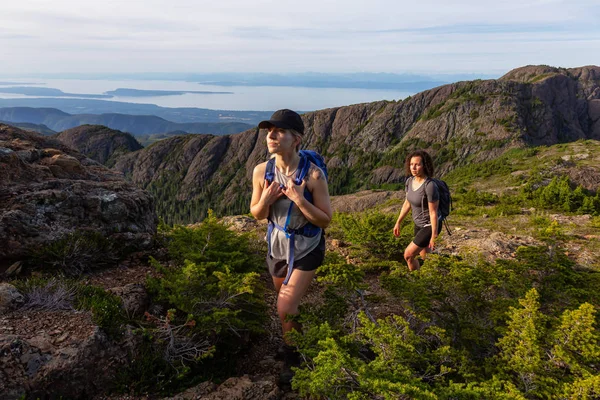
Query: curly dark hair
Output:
[[404, 150, 435, 178]]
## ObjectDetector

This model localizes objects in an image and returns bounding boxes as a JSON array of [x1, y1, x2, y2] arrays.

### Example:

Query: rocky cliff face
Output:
[[54, 125, 143, 167], [110, 65, 600, 223], [0, 124, 157, 266]]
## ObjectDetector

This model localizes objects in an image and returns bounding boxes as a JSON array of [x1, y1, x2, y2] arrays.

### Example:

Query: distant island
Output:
[[0, 86, 111, 99], [105, 88, 233, 97], [0, 81, 40, 85], [0, 98, 272, 124]]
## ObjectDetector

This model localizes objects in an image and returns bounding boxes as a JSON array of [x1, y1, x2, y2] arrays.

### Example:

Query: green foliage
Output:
[[529, 73, 553, 83], [381, 254, 532, 357], [144, 211, 267, 386], [377, 137, 432, 170], [76, 284, 127, 338], [293, 313, 450, 399], [444, 148, 537, 188], [114, 327, 207, 395], [495, 289, 547, 395], [523, 176, 600, 215], [14, 277, 127, 338], [496, 114, 518, 132], [291, 252, 600, 399], [420, 100, 448, 121], [147, 165, 251, 225], [30, 230, 121, 275], [317, 260, 367, 292], [334, 210, 411, 261], [551, 303, 600, 378], [460, 189, 499, 206]]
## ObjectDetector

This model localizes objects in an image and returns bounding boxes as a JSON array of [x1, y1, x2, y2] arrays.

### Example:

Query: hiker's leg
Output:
[[404, 242, 425, 271], [277, 269, 316, 343], [272, 276, 285, 293], [420, 247, 430, 260]]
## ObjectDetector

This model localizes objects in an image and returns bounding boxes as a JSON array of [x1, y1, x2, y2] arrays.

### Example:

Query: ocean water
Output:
[[0, 78, 414, 111]]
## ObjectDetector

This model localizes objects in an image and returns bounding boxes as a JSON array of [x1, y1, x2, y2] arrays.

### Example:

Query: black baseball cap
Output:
[[258, 109, 304, 135]]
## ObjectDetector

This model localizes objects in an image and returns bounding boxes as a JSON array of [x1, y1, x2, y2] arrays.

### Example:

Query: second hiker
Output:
[[393, 150, 441, 271]]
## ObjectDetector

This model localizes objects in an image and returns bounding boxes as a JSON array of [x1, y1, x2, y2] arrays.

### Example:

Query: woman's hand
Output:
[[393, 221, 402, 237], [282, 178, 306, 204], [260, 180, 284, 205], [428, 236, 436, 251]]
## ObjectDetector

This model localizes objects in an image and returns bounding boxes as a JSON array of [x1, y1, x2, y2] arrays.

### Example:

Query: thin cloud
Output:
[[0, 0, 598, 74]]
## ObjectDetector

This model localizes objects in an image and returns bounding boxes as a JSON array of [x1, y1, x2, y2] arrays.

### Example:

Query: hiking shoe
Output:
[[279, 364, 295, 386], [278, 345, 301, 386], [275, 344, 286, 360]]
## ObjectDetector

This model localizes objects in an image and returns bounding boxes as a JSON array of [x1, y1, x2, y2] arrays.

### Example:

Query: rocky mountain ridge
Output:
[[108, 65, 600, 223]]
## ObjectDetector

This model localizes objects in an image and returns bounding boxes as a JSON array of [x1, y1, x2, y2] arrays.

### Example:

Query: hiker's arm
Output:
[[428, 200, 439, 249], [250, 163, 283, 220], [284, 168, 332, 228], [394, 199, 411, 237]]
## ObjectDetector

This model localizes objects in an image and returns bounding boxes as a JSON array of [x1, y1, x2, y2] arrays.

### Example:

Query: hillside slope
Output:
[[111, 65, 600, 223], [54, 125, 143, 167]]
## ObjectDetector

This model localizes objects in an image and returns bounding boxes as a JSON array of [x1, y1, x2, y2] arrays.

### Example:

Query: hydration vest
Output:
[[265, 150, 328, 285]]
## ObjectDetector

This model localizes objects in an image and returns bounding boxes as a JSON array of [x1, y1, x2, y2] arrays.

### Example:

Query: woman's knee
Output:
[[404, 249, 415, 262], [277, 295, 299, 319]]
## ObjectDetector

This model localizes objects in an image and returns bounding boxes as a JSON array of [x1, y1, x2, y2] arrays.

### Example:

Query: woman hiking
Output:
[[250, 109, 332, 384], [393, 150, 441, 271]]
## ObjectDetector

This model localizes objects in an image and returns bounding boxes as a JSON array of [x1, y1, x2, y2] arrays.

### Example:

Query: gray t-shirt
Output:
[[406, 177, 440, 228], [268, 163, 323, 261]]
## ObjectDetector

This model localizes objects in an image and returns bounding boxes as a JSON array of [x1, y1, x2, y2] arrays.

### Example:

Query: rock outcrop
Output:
[[0, 124, 157, 267], [0, 309, 132, 399]]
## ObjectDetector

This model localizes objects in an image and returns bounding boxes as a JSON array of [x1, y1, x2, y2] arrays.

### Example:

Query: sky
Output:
[[1, 0, 599, 76]]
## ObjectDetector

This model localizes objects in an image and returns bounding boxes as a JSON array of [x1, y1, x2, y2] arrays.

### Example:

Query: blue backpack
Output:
[[264, 150, 328, 285]]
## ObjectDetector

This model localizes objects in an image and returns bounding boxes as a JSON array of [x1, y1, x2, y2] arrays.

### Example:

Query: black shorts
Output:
[[266, 233, 325, 278], [413, 225, 442, 248]]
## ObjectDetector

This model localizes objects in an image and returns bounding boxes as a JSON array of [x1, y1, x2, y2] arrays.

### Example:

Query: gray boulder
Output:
[[0, 283, 24, 315], [0, 124, 157, 269]]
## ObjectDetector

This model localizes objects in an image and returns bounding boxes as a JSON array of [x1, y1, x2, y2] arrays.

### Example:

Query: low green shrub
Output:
[[30, 230, 122, 275], [460, 189, 499, 206], [76, 284, 127, 338], [290, 245, 600, 399], [523, 176, 600, 215], [14, 277, 127, 338], [334, 210, 412, 262], [143, 211, 267, 387]]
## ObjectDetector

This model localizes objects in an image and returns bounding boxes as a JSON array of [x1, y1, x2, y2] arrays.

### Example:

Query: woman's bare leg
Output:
[[273, 269, 316, 343], [404, 242, 425, 271]]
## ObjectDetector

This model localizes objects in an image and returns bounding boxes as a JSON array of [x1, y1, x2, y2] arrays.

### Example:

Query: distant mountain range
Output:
[[0, 107, 253, 136], [0, 98, 271, 124]]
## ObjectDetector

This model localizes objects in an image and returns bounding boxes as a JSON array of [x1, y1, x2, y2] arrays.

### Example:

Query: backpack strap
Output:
[[265, 158, 276, 185], [295, 153, 311, 185]]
